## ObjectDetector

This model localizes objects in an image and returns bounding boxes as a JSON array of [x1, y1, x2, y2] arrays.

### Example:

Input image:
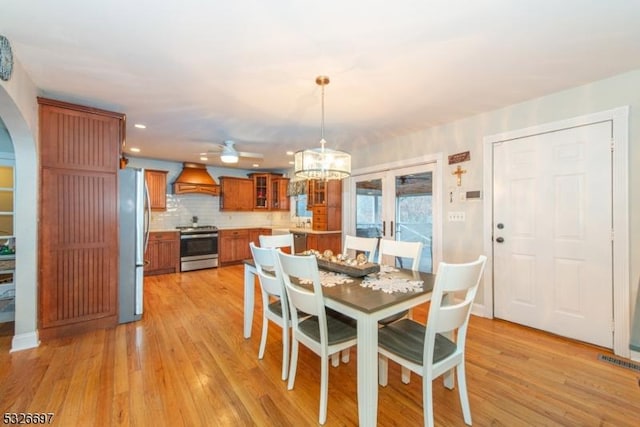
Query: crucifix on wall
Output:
[[452, 165, 467, 187]]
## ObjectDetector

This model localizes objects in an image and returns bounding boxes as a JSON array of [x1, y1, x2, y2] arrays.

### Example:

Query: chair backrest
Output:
[[277, 251, 328, 339], [250, 241, 284, 297], [342, 235, 378, 263], [423, 255, 487, 364], [259, 233, 294, 253], [377, 239, 423, 271]]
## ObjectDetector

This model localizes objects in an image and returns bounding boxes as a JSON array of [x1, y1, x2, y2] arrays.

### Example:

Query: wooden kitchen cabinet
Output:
[[145, 169, 168, 211], [219, 229, 251, 264], [306, 232, 342, 255], [250, 173, 270, 210], [270, 176, 290, 211], [219, 176, 254, 211], [249, 228, 272, 245], [38, 97, 123, 339], [249, 173, 287, 211], [145, 231, 180, 275], [308, 179, 342, 231]]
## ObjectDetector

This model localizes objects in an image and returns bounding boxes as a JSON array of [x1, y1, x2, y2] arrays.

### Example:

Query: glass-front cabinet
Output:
[[251, 173, 270, 209], [249, 173, 289, 211], [270, 176, 290, 211]]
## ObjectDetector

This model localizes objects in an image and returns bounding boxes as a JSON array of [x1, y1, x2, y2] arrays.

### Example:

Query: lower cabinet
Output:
[[219, 229, 251, 265], [145, 231, 180, 275], [306, 232, 342, 255], [249, 228, 272, 245]]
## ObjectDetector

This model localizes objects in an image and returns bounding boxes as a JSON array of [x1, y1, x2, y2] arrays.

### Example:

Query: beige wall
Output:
[[354, 69, 640, 312]]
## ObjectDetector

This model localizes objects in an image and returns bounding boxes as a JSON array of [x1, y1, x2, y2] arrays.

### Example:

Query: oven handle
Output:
[[180, 233, 218, 239]]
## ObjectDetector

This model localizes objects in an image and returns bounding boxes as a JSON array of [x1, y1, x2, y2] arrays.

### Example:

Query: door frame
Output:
[[344, 153, 443, 272], [482, 107, 629, 357]]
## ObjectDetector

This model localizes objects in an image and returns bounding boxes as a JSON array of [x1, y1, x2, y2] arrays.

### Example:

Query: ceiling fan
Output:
[[206, 140, 264, 164]]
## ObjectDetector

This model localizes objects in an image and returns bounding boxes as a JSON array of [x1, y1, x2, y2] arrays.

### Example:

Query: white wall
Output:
[[0, 57, 40, 351], [354, 69, 640, 312]]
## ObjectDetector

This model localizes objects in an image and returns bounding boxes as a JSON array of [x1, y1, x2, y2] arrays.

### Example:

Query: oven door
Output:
[[180, 233, 218, 260]]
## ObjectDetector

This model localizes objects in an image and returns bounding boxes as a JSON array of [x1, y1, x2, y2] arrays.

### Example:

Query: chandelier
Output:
[[294, 76, 351, 180]]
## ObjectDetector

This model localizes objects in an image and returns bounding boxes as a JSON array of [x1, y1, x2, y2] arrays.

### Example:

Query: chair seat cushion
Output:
[[299, 311, 357, 345], [267, 300, 284, 317], [378, 319, 456, 365]]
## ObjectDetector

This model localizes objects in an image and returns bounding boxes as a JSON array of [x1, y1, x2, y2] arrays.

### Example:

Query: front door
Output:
[[493, 121, 613, 348]]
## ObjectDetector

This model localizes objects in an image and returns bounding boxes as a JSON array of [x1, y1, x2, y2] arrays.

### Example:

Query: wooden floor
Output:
[[1, 265, 639, 426]]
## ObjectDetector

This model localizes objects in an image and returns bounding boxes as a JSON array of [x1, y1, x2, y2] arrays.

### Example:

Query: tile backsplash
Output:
[[150, 194, 292, 230]]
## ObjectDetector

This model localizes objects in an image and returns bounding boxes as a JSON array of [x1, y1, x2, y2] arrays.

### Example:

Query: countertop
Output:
[[149, 226, 342, 235], [217, 226, 341, 235]]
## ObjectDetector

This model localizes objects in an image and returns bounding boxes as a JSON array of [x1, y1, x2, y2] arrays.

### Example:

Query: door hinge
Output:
[[611, 138, 615, 152], [611, 229, 614, 242], [611, 320, 616, 332]]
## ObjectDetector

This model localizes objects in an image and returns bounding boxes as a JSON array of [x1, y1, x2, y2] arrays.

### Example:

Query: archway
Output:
[[0, 85, 40, 351]]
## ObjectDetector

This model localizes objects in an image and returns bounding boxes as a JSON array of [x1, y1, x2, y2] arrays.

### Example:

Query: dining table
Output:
[[243, 258, 435, 426]]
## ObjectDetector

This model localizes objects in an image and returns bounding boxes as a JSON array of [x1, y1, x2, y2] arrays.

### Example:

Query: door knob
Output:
[[496, 237, 505, 243]]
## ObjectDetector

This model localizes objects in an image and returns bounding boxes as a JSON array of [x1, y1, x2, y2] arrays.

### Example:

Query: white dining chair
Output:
[[249, 242, 291, 381], [342, 235, 378, 263], [259, 233, 294, 253], [377, 255, 487, 427], [377, 239, 423, 271], [277, 251, 357, 425], [377, 239, 424, 331]]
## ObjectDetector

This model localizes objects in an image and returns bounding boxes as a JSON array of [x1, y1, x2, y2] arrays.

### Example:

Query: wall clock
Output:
[[0, 35, 14, 81]]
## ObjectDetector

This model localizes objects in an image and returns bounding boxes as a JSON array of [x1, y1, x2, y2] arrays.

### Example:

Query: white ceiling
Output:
[[2, 0, 640, 170]]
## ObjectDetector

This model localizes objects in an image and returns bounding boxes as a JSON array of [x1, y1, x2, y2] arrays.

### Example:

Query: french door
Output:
[[350, 163, 437, 272]]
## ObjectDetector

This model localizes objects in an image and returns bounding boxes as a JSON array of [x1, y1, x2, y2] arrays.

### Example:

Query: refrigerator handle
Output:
[[144, 180, 151, 253]]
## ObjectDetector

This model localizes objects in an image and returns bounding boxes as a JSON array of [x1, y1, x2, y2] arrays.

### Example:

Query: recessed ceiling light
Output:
[[253, 164, 260, 167], [288, 161, 294, 165], [200, 156, 208, 161], [130, 147, 141, 153], [286, 151, 294, 156], [134, 123, 146, 129]]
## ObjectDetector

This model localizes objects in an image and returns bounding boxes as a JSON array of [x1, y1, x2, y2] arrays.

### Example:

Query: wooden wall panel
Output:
[[40, 168, 118, 329], [38, 98, 123, 338]]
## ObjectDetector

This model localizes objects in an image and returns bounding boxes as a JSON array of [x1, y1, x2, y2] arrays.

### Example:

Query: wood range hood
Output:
[[173, 162, 220, 196]]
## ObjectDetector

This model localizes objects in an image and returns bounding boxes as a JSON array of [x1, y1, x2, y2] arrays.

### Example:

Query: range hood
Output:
[[173, 162, 220, 196]]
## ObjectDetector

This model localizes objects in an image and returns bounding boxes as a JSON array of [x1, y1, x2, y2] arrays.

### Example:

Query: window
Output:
[[295, 194, 312, 218]]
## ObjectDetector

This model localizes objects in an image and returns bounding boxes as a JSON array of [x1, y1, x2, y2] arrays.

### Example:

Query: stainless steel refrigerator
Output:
[[118, 167, 149, 323]]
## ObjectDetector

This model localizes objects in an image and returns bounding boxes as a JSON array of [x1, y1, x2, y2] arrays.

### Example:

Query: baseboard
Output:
[[11, 331, 40, 352], [471, 302, 488, 318]]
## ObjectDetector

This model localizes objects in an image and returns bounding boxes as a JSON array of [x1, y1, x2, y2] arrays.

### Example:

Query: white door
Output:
[[351, 163, 436, 272], [493, 121, 613, 348]]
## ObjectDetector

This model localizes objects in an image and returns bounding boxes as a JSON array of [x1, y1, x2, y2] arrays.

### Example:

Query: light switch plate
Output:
[[448, 212, 465, 222]]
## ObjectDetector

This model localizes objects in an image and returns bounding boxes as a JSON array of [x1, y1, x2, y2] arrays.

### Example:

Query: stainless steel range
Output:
[[177, 225, 218, 271]]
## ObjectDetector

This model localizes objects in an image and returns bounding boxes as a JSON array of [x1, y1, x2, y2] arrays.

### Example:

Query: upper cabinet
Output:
[[145, 169, 167, 211], [270, 176, 290, 211], [249, 173, 289, 211], [219, 176, 254, 211], [250, 173, 270, 210]]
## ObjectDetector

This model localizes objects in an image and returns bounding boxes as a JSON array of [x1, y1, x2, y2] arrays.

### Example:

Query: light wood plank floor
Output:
[[1, 265, 639, 426]]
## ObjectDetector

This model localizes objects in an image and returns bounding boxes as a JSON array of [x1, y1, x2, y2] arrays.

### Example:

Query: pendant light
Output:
[[294, 76, 351, 180]]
